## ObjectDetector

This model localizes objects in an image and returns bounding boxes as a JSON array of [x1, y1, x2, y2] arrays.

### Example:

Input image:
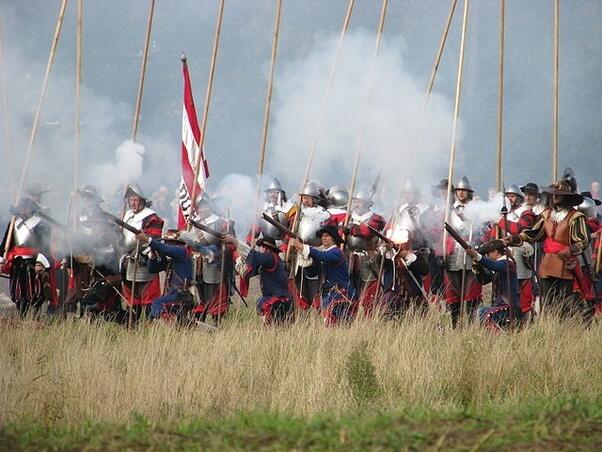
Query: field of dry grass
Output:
[[2, 305, 602, 429]]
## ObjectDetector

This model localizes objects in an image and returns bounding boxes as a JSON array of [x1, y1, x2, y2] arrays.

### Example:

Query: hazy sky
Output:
[[1, 0, 601, 220]]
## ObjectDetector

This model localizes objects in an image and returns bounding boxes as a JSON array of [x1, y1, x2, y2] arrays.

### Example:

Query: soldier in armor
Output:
[[444, 176, 483, 327], [507, 180, 592, 321], [1, 197, 55, 317], [291, 181, 331, 309], [248, 177, 296, 248], [188, 197, 236, 323], [521, 183, 545, 216], [344, 188, 386, 316], [576, 193, 601, 308], [120, 184, 164, 320], [490, 185, 537, 316]]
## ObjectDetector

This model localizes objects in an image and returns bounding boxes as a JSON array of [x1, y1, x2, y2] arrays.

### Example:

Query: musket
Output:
[[188, 218, 226, 240], [34, 208, 69, 233], [366, 224, 429, 303], [443, 222, 470, 250], [102, 210, 142, 235]]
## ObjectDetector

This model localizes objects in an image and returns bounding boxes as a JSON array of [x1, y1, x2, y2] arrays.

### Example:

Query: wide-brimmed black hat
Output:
[[520, 182, 540, 196], [257, 237, 280, 253], [78, 184, 104, 203], [316, 225, 344, 244], [581, 191, 602, 206], [430, 179, 453, 197], [478, 239, 505, 255], [542, 180, 583, 206]]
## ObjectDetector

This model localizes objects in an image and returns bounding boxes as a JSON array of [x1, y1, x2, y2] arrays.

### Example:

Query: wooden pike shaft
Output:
[[343, 0, 389, 228], [396, 0, 458, 208], [15, 0, 68, 203], [190, 0, 225, 209], [495, 0, 505, 192], [250, 0, 282, 244], [552, 0, 559, 183], [131, 0, 156, 142], [301, 0, 355, 185], [0, 16, 14, 203], [73, 0, 83, 228], [442, 0, 470, 258], [596, 234, 602, 275]]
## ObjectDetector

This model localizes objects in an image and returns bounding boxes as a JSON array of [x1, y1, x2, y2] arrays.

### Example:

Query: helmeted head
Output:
[[504, 184, 524, 208], [351, 188, 372, 215], [520, 182, 540, 206], [454, 176, 474, 203], [125, 183, 150, 214], [315, 224, 343, 248], [431, 179, 452, 202], [326, 186, 349, 210], [264, 177, 286, 206], [79, 184, 104, 209], [299, 181, 322, 208], [11, 197, 36, 219], [542, 180, 584, 208]]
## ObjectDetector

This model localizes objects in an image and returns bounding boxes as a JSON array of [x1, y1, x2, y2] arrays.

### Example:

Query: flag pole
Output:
[[73, 0, 83, 228], [442, 0, 470, 260], [342, 0, 389, 229], [189, 0, 225, 211], [393, 0, 457, 215], [0, 16, 14, 204], [249, 0, 282, 245], [6, 0, 68, 262], [495, 0, 506, 192], [301, 0, 355, 185], [131, 0, 155, 142], [552, 0, 559, 182]]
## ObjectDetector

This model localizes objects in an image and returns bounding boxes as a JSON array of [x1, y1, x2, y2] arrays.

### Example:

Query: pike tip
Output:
[[180, 52, 187, 63]]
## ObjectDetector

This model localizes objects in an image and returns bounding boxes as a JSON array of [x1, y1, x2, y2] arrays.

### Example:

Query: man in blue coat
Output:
[[466, 239, 522, 329], [240, 237, 293, 325], [290, 225, 356, 326], [135, 229, 193, 320]]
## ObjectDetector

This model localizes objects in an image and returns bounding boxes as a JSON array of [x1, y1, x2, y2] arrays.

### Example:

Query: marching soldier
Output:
[[444, 176, 483, 327], [507, 180, 592, 321], [344, 188, 386, 316], [120, 184, 164, 319]]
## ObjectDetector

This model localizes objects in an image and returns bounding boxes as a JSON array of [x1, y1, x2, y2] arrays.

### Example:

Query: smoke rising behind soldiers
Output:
[[1, 0, 602, 228]]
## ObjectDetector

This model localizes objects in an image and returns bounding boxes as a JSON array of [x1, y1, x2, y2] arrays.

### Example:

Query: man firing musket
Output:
[[368, 222, 429, 320]]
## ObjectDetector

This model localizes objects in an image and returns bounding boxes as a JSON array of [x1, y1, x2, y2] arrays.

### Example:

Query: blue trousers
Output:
[[150, 290, 179, 318]]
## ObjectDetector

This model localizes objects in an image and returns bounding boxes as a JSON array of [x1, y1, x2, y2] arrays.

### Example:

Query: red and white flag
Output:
[[178, 58, 210, 228]]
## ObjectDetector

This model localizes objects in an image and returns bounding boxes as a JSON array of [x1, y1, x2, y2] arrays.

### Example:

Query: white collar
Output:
[[351, 210, 374, 222]]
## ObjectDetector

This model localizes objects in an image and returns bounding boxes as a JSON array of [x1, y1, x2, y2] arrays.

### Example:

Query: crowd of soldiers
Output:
[[1, 168, 601, 330]]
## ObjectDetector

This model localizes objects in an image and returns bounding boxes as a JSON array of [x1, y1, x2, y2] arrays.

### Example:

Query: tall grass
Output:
[[1, 308, 602, 426]]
